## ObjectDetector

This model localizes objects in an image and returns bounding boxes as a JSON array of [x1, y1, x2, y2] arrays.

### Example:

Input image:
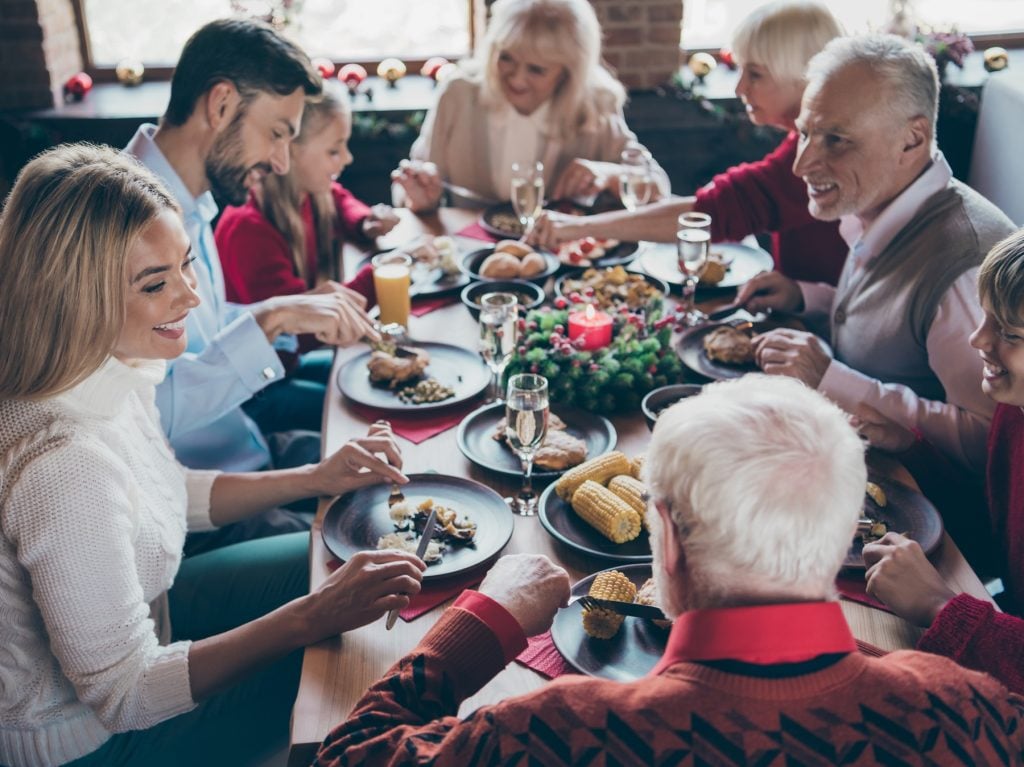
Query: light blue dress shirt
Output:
[[126, 124, 285, 472]]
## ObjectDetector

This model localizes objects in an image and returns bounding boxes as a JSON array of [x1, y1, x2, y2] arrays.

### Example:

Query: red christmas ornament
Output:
[[421, 56, 449, 80], [63, 72, 93, 101], [312, 57, 335, 78], [718, 48, 737, 70], [337, 63, 367, 94]]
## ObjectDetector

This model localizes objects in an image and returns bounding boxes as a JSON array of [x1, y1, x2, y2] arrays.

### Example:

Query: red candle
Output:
[[568, 304, 613, 350]]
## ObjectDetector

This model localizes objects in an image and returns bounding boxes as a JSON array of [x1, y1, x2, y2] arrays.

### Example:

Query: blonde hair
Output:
[[259, 80, 347, 284], [732, 0, 843, 84], [979, 228, 1024, 330], [0, 144, 179, 399], [478, 0, 626, 139]]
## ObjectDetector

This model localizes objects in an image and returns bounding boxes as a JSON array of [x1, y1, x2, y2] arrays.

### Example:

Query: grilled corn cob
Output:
[[629, 454, 644, 480], [555, 451, 632, 501], [572, 480, 642, 543], [582, 570, 638, 639], [608, 475, 646, 516]]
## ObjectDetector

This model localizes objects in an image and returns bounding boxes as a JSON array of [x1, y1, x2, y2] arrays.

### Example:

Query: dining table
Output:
[[286, 208, 995, 766]]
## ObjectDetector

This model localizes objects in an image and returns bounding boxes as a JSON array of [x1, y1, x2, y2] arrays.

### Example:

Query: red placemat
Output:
[[516, 630, 574, 679], [351, 399, 480, 444], [456, 222, 499, 243], [836, 573, 892, 613], [411, 294, 459, 317]]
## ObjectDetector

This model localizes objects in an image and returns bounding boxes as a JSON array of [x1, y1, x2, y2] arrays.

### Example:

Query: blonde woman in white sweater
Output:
[[0, 144, 424, 767]]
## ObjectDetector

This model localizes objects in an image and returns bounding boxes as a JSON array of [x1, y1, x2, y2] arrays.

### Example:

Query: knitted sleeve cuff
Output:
[[184, 469, 220, 531], [136, 640, 197, 727], [918, 593, 993, 659], [453, 590, 529, 663]]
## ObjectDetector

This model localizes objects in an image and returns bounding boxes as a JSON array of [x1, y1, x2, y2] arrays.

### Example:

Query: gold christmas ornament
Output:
[[115, 59, 145, 86], [688, 52, 717, 80], [377, 57, 407, 86], [984, 46, 1009, 73]]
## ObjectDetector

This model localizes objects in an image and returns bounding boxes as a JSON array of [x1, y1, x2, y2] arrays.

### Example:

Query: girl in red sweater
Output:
[[859, 228, 1024, 693]]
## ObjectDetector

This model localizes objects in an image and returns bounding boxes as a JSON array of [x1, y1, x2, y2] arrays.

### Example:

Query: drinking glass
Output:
[[371, 252, 412, 328], [510, 161, 544, 236], [505, 373, 549, 515], [676, 212, 711, 326], [478, 292, 519, 402], [619, 146, 654, 211]]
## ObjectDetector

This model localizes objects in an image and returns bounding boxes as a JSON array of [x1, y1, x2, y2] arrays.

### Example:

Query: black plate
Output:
[[336, 342, 490, 412], [676, 317, 805, 382], [845, 475, 943, 569], [538, 482, 652, 563], [479, 201, 586, 240], [550, 564, 666, 681], [462, 246, 560, 285], [638, 241, 773, 292], [321, 473, 515, 581], [554, 269, 668, 310], [456, 402, 617, 479]]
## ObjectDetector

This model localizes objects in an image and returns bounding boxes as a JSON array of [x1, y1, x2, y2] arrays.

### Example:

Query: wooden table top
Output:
[[287, 209, 994, 765]]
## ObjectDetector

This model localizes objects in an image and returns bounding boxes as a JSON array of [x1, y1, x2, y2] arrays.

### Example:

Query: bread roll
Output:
[[494, 240, 533, 258], [519, 252, 546, 277], [479, 252, 521, 279]]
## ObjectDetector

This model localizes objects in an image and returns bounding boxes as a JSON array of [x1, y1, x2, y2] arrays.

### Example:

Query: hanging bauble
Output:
[[312, 57, 335, 78], [984, 46, 1009, 73], [377, 57, 407, 87], [63, 72, 93, 101], [718, 48, 737, 70], [338, 63, 368, 95], [115, 59, 145, 86], [688, 52, 717, 81], [421, 57, 449, 80]]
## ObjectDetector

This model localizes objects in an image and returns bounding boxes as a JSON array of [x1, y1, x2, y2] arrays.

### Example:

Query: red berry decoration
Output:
[[618, 305, 630, 315], [553, 297, 568, 309], [553, 324, 565, 334], [578, 237, 596, 255], [517, 318, 526, 331]]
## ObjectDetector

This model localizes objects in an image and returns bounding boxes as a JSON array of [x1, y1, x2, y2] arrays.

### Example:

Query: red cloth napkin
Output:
[[455, 222, 499, 243], [411, 294, 459, 317], [350, 399, 480, 444], [399, 571, 485, 621], [516, 630, 574, 679], [836, 573, 892, 613]]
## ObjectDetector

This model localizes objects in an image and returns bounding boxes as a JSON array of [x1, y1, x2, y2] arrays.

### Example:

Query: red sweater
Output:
[[919, 404, 1024, 693], [316, 593, 1024, 766], [694, 131, 847, 285]]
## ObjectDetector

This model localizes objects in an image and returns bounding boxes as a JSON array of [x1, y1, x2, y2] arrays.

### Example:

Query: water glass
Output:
[[505, 373, 549, 515], [478, 292, 519, 402], [510, 161, 544, 236], [676, 212, 712, 326], [619, 146, 654, 211]]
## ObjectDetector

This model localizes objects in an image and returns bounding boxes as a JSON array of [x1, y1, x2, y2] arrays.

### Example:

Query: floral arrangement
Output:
[[916, 28, 974, 72], [503, 303, 683, 413]]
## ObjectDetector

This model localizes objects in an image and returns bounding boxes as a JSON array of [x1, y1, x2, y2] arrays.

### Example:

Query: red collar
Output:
[[650, 602, 856, 676]]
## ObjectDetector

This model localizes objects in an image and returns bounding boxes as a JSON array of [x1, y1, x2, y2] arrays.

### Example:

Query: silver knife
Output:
[[580, 596, 667, 621], [385, 507, 439, 630]]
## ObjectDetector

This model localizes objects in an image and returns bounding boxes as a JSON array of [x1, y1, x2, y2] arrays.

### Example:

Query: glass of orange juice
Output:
[[371, 252, 412, 328]]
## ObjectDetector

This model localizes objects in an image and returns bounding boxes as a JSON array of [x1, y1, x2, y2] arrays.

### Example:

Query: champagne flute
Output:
[[478, 292, 519, 403], [505, 373, 548, 515], [676, 212, 711, 326], [510, 161, 544, 236], [619, 146, 654, 211]]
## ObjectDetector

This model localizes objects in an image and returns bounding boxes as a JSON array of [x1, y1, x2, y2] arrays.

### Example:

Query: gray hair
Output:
[[806, 34, 938, 132], [732, 0, 843, 84], [643, 375, 866, 604]]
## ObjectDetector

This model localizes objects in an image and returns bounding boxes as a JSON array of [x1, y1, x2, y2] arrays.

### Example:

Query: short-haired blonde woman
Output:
[[0, 144, 423, 767], [530, 0, 848, 285], [392, 0, 669, 209]]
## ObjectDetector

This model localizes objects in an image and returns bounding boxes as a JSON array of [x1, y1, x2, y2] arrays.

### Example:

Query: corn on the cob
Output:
[[608, 475, 646, 516], [629, 454, 644, 479], [582, 570, 638, 639], [865, 481, 887, 508], [572, 480, 642, 543], [555, 451, 632, 501]]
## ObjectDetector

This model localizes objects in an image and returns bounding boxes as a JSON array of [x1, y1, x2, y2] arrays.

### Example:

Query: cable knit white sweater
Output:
[[0, 357, 220, 767]]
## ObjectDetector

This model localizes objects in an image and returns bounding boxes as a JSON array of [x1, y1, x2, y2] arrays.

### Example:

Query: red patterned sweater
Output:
[[693, 131, 847, 286], [316, 592, 1024, 766]]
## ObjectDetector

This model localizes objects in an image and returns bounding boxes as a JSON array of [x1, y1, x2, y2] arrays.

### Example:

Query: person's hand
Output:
[[753, 328, 833, 388], [551, 159, 613, 200], [308, 279, 368, 310], [391, 159, 443, 212], [252, 288, 377, 346], [310, 422, 407, 497], [306, 550, 426, 638], [863, 533, 956, 627], [850, 403, 917, 453], [363, 204, 401, 238], [526, 210, 586, 250], [735, 271, 804, 315], [477, 554, 571, 636]]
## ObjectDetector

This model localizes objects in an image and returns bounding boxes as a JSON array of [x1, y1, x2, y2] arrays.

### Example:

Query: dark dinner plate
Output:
[[638, 241, 773, 292], [550, 564, 666, 681], [479, 201, 586, 240], [553, 269, 667, 310], [845, 475, 943, 569], [538, 482, 652, 563], [456, 402, 617, 479], [321, 473, 515, 581], [336, 342, 489, 412], [461, 246, 561, 285], [676, 317, 805, 382]]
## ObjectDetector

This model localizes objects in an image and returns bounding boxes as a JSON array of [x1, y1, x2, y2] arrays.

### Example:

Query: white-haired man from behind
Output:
[[314, 375, 1024, 767], [737, 34, 1015, 478]]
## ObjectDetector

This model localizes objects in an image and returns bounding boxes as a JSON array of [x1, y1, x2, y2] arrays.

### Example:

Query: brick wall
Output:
[[592, 0, 684, 90], [0, 0, 82, 110]]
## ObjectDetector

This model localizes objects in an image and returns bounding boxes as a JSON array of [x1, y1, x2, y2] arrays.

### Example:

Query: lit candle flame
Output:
[[585, 304, 596, 320]]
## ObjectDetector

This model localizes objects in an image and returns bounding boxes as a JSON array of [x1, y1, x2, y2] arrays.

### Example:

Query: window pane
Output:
[[84, 0, 470, 67], [914, 0, 1024, 34]]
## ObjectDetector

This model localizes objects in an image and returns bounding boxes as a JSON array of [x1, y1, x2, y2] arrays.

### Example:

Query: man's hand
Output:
[[526, 210, 586, 250], [551, 159, 615, 200], [735, 271, 805, 315], [252, 288, 376, 346], [863, 533, 956, 627], [753, 328, 832, 388], [849, 403, 917, 453], [478, 554, 571, 636], [391, 159, 443, 212], [363, 204, 401, 238]]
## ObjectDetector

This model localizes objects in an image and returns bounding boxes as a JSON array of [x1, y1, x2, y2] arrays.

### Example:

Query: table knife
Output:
[[385, 507, 439, 630], [579, 596, 667, 620]]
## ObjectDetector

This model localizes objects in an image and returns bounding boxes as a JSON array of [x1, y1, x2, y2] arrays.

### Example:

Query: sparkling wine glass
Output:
[[510, 161, 544, 236], [676, 212, 711, 326], [505, 373, 549, 515], [478, 292, 519, 402], [619, 146, 654, 211]]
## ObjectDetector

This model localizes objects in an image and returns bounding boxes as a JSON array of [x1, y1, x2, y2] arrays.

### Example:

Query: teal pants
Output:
[[66, 531, 310, 767]]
